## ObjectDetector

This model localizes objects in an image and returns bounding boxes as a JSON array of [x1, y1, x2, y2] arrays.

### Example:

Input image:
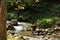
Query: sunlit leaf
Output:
[[35, 0, 40, 2], [23, 4, 25, 6], [18, 5, 25, 10], [15, 8, 19, 10], [16, 1, 19, 4], [11, 3, 13, 6]]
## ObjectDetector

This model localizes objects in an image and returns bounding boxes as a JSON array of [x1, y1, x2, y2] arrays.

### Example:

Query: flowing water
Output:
[[7, 21, 60, 40]]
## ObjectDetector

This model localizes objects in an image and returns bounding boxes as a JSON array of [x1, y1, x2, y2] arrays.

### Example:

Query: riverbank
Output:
[[7, 33, 60, 40], [7, 29, 60, 40]]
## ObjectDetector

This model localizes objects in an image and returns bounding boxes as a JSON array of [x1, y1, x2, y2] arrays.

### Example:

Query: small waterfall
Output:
[[13, 25, 24, 33]]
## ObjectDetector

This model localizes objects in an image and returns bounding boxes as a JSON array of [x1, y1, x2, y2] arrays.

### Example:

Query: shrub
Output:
[[41, 18, 53, 28]]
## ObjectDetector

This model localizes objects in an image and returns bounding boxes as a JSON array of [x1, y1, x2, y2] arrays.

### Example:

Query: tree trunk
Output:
[[0, 0, 7, 40]]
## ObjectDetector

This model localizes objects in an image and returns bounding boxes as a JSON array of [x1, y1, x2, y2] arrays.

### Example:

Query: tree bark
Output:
[[0, 0, 7, 40]]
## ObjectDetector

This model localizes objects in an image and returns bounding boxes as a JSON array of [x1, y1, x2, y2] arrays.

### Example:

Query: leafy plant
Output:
[[36, 18, 53, 28]]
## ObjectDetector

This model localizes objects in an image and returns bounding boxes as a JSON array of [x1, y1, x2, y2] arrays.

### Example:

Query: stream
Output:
[[7, 21, 60, 40]]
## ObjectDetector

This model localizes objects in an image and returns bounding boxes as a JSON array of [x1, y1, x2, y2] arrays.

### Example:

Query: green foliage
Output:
[[41, 18, 53, 28], [7, 12, 17, 20], [7, 0, 60, 24], [41, 18, 53, 24]]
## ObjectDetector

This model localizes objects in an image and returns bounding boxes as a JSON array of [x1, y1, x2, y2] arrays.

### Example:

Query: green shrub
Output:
[[38, 18, 53, 28], [7, 12, 17, 20]]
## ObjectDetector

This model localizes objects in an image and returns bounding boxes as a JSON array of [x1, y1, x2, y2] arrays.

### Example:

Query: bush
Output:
[[41, 19, 53, 28], [7, 12, 17, 20]]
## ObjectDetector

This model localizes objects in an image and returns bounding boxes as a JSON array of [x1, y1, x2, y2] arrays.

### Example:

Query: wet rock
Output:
[[11, 19, 18, 26], [20, 36, 25, 40], [45, 29, 49, 32], [32, 32, 38, 35], [54, 27, 60, 31], [7, 30, 15, 35], [44, 37, 48, 40], [6, 21, 11, 28], [27, 28, 32, 31], [41, 29, 45, 32], [47, 33, 52, 35], [7, 24, 15, 31], [52, 33, 56, 37]]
